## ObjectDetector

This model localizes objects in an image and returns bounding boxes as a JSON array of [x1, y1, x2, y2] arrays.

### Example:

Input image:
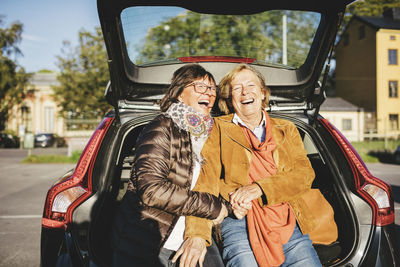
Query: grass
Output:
[[22, 150, 82, 164], [351, 140, 400, 163]]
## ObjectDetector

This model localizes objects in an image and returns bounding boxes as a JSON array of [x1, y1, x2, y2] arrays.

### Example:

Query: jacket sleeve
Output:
[[184, 119, 223, 245], [254, 121, 315, 206], [132, 115, 222, 220]]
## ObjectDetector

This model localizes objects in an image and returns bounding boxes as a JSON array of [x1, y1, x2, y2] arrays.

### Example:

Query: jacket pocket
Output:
[[296, 189, 338, 245]]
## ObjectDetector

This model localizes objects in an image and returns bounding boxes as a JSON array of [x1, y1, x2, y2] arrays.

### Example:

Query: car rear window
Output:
[[120, 7, 321, 69]]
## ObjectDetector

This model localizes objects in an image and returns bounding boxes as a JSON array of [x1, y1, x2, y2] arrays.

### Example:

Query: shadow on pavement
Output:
[[368, 151, 398, 164]]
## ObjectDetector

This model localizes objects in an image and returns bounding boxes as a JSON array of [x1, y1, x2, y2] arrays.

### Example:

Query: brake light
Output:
[[320, 118, 395, 226], [42, 117, 114, 229], [178, 56, 256, 63]]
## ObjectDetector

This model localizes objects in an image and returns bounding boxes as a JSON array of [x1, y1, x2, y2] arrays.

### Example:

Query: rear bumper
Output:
[[41, 224, 400, 267], [360, 224, 399, 267]]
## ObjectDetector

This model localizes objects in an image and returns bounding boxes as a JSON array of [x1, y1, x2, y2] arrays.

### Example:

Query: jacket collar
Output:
[[218, 112, 286, 151], [219, 113, 252, 151]]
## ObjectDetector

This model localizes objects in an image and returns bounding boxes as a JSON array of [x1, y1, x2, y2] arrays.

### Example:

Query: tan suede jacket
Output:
[[185, 113, 336, 245]]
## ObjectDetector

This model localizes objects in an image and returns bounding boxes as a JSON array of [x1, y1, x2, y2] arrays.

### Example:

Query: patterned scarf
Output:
[[165, 102, 214, 164]]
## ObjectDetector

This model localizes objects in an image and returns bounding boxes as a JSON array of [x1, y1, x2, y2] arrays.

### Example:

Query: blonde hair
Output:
[[218, 64, 270, 114]]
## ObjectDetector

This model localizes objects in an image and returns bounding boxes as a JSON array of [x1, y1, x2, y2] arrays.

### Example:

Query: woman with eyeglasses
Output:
[[112, 64, 228, 267]]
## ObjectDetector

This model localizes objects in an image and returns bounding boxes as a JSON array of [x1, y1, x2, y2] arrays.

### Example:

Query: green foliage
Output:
[[136, 11, 317, 68], [341, 0, 400, 31], [53, 27, 111, 120], [22, 150, 82, 164], [37, 69, 55, 73], [0, 16, 30, 130], [346, 0, 400, 18]]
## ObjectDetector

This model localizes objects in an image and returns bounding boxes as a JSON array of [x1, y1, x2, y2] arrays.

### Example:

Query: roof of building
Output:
[[320, 97, 362, 111], [29, 73, 60, 87], [355, 7, 400, 30], [357, 16, 400, 30]]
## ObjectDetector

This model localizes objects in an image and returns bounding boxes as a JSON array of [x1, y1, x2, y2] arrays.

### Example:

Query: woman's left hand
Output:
[[172, 237, 207, 267], [230, 184, 263, 206]]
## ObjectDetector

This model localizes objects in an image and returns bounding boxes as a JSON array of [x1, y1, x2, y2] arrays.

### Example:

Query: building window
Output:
[[358, 26, 365, 39], [389, 114, 399, 130], [389, 81, 398, 98], [390, 35, 396, 41], [343, 33, 349, 46], [342, 118, 352, 131], [388, 49, 398, 65], [44, 106, 55, 132]]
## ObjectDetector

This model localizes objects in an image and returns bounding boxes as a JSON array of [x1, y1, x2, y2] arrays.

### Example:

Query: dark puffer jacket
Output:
[[112, 114, 222, 263]]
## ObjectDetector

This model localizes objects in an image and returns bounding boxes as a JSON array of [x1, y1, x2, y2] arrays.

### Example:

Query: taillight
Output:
[[320, 118, 395, 226], [42, 117, 114, 229]]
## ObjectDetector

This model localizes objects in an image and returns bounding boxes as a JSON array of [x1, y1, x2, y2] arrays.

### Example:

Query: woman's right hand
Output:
[[232, 201, 252, 219]]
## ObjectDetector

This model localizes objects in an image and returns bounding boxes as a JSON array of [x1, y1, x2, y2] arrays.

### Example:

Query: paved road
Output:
[[0, 148, 74, 267], [0, 148, 399, 266]]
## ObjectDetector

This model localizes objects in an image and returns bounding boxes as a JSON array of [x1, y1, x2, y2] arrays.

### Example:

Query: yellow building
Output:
[[335, 8, 400, 138], [7, 72, 65, 138]]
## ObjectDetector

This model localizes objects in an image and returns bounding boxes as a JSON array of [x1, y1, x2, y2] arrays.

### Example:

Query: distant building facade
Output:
[[320, 97, 364, 142], [7, 72, 65, 137], [334, 8, 400, 138]]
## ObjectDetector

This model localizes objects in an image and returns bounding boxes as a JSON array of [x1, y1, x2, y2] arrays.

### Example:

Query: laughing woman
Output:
[[112, 64, 227, 267], [183, 64, 338, 267]]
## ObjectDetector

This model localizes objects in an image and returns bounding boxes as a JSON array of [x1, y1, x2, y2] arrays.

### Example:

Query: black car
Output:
[[34, 133, 66, 148], [40, 0, 399, 266], [0, 132, 20, 148], [394, 145, 400, 165]]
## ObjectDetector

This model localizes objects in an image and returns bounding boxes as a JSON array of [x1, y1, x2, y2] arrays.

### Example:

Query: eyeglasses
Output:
[[186, 82, 218, 96]]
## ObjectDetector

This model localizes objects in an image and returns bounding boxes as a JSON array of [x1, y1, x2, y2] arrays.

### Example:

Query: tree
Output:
[[135, 10, 318, 68], [53, 27, 111, 123], [0, 16, 30, 131], [336, 0, 400, 37], [345, 0, 400, 21]]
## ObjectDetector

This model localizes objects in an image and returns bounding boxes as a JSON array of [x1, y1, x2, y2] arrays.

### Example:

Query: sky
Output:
[[1, 0, 100, 73]]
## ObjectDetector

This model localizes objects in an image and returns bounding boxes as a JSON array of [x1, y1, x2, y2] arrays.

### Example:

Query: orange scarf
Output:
[[241, 111, 296, 267]]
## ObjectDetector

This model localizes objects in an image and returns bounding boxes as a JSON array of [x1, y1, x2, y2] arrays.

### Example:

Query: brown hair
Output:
[[218, 64, 270, 114], [160, 64, 216, 112]]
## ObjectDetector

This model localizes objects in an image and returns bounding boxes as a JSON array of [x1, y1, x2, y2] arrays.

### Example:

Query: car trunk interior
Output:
[[87, 113, 357, 267]]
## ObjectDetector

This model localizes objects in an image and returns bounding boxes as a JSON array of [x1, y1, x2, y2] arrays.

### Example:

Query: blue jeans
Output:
[[220, 217, 322, 267]]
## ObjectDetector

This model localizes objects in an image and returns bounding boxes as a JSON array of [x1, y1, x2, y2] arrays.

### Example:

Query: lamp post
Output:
[[282, 14, 287, 65]]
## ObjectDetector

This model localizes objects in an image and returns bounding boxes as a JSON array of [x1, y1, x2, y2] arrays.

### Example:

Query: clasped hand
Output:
[[174, 184, 262, 267], [230, 183, 262, 219]]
